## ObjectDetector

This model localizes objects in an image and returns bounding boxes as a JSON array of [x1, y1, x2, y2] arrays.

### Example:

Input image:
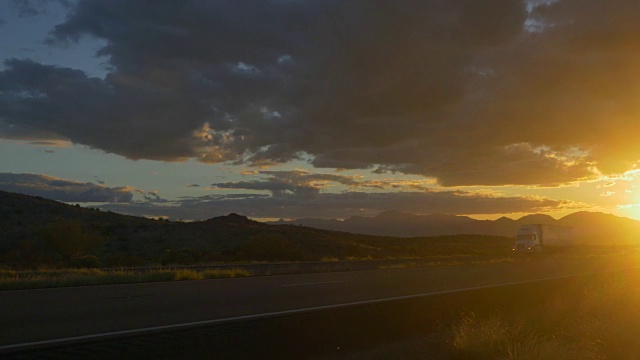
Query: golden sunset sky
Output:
[[2, 0, 640, 221]]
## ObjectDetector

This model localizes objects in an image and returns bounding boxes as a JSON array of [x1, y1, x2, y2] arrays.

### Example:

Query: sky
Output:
[[2, 0, 640, 221]]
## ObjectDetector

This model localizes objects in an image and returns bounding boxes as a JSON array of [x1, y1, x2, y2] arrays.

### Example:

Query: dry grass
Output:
[[450, 314, 583, 360], [0, 267, 252, 290], [426, 260, 465, 267], [201, 268, 251, 279], [379, 263, 411, 270], [448, 272, 640, 359], [471, 257, 517, 265]]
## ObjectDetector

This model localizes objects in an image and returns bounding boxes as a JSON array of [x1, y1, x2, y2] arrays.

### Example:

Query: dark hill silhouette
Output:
[[0, 190, 513, 268], [556, 211, 640, 244], [205, 213, 262, 226], [517, 214, 557, 224]]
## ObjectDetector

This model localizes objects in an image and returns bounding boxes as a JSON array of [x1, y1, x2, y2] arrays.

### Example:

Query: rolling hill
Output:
[[0, 190, 512, 268], [2, 190, 637, 269]]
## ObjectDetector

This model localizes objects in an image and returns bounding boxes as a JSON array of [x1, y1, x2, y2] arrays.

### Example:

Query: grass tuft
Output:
[[201, 268, 251, 279], [448, 272, 640, 359], [173, 269, 203, 281]]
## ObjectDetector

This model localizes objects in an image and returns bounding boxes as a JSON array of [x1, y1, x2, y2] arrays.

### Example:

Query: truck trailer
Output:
[[513, 224, 576, 252]]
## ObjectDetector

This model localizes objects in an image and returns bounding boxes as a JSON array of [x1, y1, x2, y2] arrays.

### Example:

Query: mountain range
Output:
[[269, 210, 640, 244], [0, 190, 512, 267], [2, 189, 638, 268]]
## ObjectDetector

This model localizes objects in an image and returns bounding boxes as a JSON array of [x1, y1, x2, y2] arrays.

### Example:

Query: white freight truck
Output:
[[513, 224, 576, 252]]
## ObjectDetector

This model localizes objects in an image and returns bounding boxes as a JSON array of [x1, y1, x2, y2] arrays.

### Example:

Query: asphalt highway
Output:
[[1, 254, 638, 351]]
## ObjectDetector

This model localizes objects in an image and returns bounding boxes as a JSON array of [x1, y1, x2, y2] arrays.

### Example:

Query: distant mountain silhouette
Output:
[[271, 211, 512, 237], [517, 214, 557, 224], [270, 210, 640, 244]]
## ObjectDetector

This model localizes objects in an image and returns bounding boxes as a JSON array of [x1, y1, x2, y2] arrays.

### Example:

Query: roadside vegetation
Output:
[[447, 271, 640, 359], [0, 256, 519, 290], [0, 268, 251, 291]]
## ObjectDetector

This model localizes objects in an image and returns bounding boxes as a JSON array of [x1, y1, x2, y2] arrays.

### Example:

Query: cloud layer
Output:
[[0, 173, 133, 202], [101, 189, 583, 220], [0, 171, 584, 220], [2, 0, 640, 186], [100, 169, 585, 220]]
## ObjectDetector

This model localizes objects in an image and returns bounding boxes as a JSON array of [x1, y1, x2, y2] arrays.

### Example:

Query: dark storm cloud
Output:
[[10, 0, 46, 17], [0, 59, 215, 160], [0, 173, 134, 202], [3, 0, 640, 186], [142, 189, 168, 203], [466, 0, 640, 178], [99, 189, 583, 220], [9, 0, 73, 17], [213, 170, 361, 197]]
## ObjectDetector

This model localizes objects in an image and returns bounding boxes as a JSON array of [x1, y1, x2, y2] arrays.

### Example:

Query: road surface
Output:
[[1, 254, 637, 351]]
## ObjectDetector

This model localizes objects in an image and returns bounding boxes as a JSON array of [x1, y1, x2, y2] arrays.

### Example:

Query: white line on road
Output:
[[281, 280, 346, 287], [1, 268, 636, 353]]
